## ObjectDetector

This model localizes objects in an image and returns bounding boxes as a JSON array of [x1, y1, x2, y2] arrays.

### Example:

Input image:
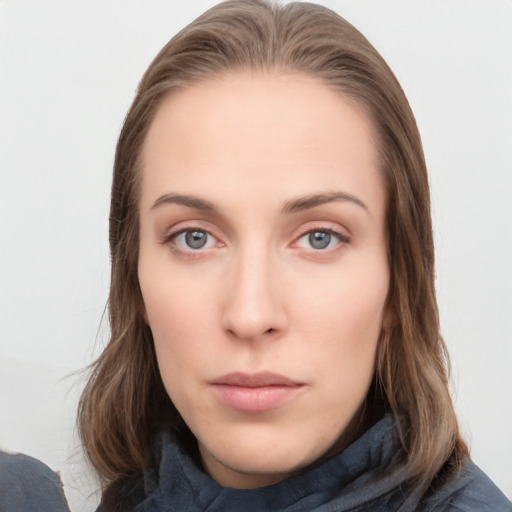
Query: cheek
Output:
[[294, 257, 388, 378], [297, 259, 388, 337], [139, 268, 219, 380], [140, 252, 212, 330]]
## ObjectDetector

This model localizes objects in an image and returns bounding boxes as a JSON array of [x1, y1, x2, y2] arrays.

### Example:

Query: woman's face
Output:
[[138, 72, 389, 488]]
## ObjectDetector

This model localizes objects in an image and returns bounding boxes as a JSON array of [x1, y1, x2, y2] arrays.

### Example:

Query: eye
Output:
[[168, 228, 217, 251], [296, 229, 347, 250]]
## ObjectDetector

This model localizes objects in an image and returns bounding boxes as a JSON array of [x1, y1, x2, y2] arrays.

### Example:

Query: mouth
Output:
[[210, 372, 304, 412]]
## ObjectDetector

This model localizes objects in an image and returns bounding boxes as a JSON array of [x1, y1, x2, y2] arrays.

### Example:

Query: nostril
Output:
[[265, 328, 274, 334]]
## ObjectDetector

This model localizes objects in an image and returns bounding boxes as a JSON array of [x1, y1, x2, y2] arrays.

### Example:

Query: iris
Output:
[[309, 231, 331, 249], [185, 230, 208, 249]]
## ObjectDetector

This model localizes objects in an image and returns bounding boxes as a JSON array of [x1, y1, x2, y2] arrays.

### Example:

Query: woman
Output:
[[78, 1, 511, 510]]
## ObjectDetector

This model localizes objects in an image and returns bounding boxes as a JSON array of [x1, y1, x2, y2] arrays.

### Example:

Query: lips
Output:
[[210, 372, 304, 412]]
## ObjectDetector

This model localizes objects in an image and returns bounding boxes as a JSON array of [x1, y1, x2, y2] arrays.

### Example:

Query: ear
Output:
[[139, 298, 149, 324], [382, 305, 397, 330]]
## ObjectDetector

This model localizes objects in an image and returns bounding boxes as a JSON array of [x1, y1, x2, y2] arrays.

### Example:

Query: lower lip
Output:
[[212, 384, 303, 412]]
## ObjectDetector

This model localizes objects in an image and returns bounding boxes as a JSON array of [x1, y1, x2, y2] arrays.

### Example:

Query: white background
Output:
[[1, 1, 511, 510]]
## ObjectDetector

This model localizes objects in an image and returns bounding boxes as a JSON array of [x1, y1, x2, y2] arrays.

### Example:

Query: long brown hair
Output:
[[78, 0, 467, 494]]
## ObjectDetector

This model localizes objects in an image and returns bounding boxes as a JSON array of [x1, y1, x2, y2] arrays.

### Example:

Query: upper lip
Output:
[[211, 371, 302, 388]]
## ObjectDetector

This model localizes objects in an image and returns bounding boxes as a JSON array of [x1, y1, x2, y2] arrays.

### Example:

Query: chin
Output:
[[207, 448, 305, 488], [197, 423, 336, 488]]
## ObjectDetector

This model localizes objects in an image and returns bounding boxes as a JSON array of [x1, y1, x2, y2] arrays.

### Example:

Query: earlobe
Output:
[[139, 300, 149, 324], [138, 283, 150, 324], [382, 307, 397, 331]]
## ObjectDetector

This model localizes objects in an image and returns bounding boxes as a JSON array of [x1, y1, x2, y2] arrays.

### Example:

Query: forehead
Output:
[[140, 72, 384, 216]]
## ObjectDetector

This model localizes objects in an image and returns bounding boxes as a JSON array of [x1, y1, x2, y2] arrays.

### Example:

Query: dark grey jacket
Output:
[[0, 451, 70, 512], [97, 416, 512, 511]]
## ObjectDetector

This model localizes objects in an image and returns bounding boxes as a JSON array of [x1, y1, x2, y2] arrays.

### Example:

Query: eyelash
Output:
[[295, 227, 350, 252], [162, 226, 350, 257], [162, 228, 219, 256]]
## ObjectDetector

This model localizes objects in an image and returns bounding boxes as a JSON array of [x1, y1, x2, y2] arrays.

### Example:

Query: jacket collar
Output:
[[136, 414, 411, 511]]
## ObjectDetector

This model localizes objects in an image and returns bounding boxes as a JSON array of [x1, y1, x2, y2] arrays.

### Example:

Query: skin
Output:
[[138, 72, 390, 489]]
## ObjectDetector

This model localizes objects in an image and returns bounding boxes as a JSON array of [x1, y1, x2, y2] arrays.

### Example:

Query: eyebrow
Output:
[[150, 191, 368, 215], [151, 193, 216, 212], [282, 192, 369, 215]]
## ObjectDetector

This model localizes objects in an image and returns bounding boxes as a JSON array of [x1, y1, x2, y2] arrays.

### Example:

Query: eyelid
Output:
[[168, 227, 215, 243], [161, 223, 224, 256], [160, 219, 219, 242], [294, 222, 350, 242], [291, 223, 351, 254]]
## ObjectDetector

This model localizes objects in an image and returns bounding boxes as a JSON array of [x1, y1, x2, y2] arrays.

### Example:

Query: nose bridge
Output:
[[222, 237, 284, 341]]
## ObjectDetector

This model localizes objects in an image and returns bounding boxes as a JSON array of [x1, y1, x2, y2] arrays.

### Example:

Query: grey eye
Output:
[[308, 231, 331, 249], [168, 228, 218, 253], [185, 230, 209, 249]]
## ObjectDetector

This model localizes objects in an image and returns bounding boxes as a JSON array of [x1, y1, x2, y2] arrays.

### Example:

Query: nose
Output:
[[221, 246, 287, 342]]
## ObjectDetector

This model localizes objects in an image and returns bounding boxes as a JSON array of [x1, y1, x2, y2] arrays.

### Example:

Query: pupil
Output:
[[309, 231, 330, 249], [185, 230, 207, 249]]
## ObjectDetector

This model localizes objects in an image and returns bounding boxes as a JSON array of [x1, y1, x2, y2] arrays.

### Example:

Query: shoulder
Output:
[[422, 458, 512, 512], [0, 450, 70, 512]]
